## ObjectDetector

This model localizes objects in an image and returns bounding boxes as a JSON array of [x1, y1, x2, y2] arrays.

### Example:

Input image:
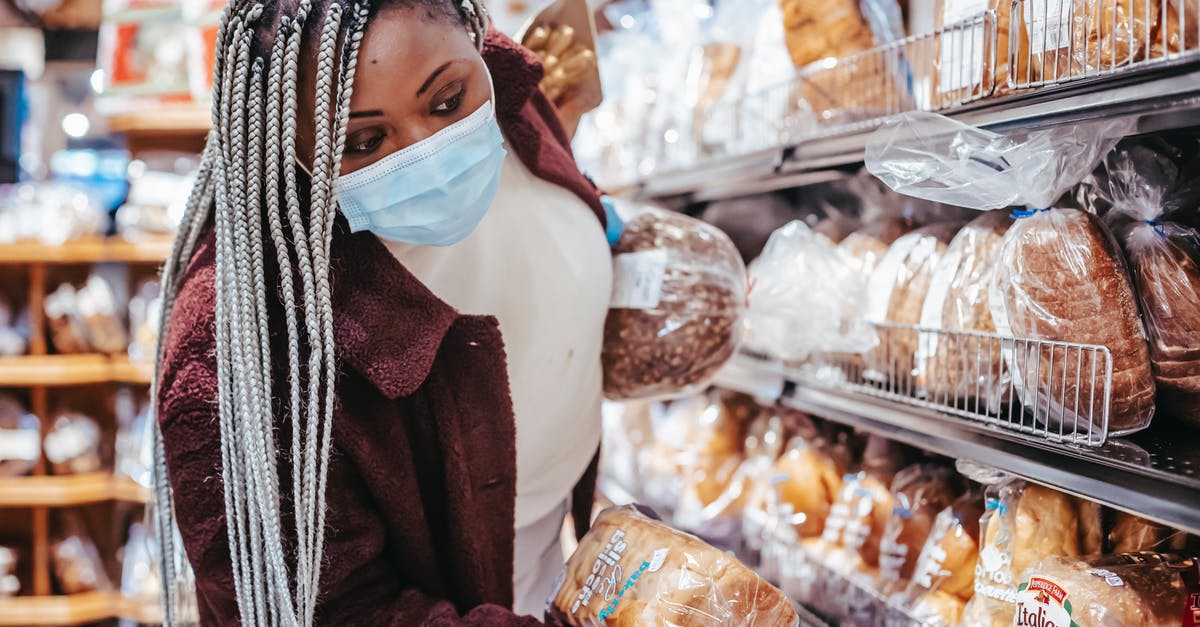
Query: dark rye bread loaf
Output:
[[990, 208, 1155, 434]]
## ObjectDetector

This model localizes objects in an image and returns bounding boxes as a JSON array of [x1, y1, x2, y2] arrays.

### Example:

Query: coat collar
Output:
[[482, 29, 544, 126]]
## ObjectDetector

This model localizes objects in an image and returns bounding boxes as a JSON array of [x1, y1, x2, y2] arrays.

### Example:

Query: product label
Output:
[[1085, 568, 1125, 587], [938, 0, 989, 93], [0, 428, 39, 462], [570, 528, 629, 614], [878, 532, 909, 582], [1015, 577, 1077, 627], [610, 250, 668, 309], [1024, 0, 1071, 53]]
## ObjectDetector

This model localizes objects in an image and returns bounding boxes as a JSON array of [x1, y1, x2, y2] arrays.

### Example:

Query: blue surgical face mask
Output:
[[333, 95, 507, 247]]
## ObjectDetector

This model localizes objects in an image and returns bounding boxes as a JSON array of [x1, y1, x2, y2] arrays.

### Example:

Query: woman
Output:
[[152, 0, 612, 624]]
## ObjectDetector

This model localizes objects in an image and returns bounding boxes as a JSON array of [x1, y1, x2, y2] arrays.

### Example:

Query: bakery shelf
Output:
[[714, 351, 1200, 537], [0, 592, 160, 626], [0, 355, 153, 386], [0, 473, 151, 507], [106, 106, 211, 135], [632, 61, 1200, 202], [0, 236, 174, 265]]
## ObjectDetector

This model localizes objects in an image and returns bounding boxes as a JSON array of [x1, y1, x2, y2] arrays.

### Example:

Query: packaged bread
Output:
[[877, 464, 962, 595], [1103, 146, 1200, 427], [518, 0, 602, 112], [643, 395, 711, 513], [933, 0, 1024, 105], [76, 275, 128, 356], [1014, 553, 1194, 626], [600, 400, 655, 497], [603, 204, 747, 400], [0, 395, 40, 477], [1109, 511, 1189, 553], [989, 207, 1156, 435], [1026, 0, 1162, 82], [750, 435, 846, 541], [43, 412, 102, 476], [1151, 0, 1200, 58], [839, 217, 916, 277], [547, 506, 799, 626], [865, 222, 963, 383], [810, 436, 908, 571], [0, 546, 17, 598], [908, 589, 966, 625], [902, 489, 986, 606], [919, 210, 1014, 412], [44, 284, 91, 354], [778, 0, 876, 69], [51, 514, 113, 594], [962, 481, 1101, 625], [675, 395, 755, 539]]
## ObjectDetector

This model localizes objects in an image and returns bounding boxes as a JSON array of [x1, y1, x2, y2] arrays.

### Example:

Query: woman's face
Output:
[[335, 7, 489, 175]]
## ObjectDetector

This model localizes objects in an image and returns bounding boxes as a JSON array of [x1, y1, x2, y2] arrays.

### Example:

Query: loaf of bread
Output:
[[1031, 0, 1159, 81], [933, 0, 1023, 104], [779, 0, 876, 69], [1109, 511, 1189, 553], [1014, 553, 1191, 627], [548, 506, 799, 626], [866, 222, 963, 384], [840, 218, 916, 277], [920, 210, 1013, 411], [908, 589, 966, 625], [604, 209, 746, 400], [904, 489, 985, 604], [1151, 0, 1200, 57], [877, 464, 962, 594], [990, 208, 1156, 434]]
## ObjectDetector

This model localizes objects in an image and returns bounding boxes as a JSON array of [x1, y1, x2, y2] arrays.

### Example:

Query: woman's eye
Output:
[[347, 131, 385, 155], [432, 87, 465, 116]]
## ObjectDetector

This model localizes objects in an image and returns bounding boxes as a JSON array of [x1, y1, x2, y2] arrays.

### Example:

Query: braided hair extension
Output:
[[149, 0, 489, 624]]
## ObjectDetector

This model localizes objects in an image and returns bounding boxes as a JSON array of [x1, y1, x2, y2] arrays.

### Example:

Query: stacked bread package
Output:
[[876, 464, 962, 596], [919, 210, 1014, 412], [603, 204, 747, 400], [864, 222, 963, 384], [896, 489, 986, 625], [547, 506, 799, 626], [990, 207, 1156, 435], [675, 394, 761, 541], [1014, 553, 1196, 627], [1103, 146, 1200, 427], [933, 0, 1023, 105]]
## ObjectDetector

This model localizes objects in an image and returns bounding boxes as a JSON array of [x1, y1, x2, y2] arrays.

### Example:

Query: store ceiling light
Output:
[[619, 14, 634, 29], [61, 113, 90, 138]]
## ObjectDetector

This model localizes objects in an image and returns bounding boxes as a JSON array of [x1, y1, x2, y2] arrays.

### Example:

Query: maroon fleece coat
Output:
[[157, 31, 604, 626]]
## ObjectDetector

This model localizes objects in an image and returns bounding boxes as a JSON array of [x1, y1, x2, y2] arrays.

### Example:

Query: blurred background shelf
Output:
[[0, 592, 160, 626], [105, 107, 210, 135], [0, 473, 150, 507], [0, 237, 173, 264], [0, 355, 153, 386]]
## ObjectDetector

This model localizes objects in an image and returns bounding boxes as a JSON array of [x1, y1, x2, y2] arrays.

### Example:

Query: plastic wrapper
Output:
[[1108, 511, 1189, 553], [674, 394, 754, 542], [1014, 553, 1196, 626], [546, 505, 799, 626], [127, 279, 162, 364], [599, 400, 655, 500], [918, 210, 1014, 411], [0, 183, 107, 245], [1025, 0, 1162, 83], [0, 395, 40, 477], [876, 464, 962, 595], [643, 395, 710, 515], [961, 481, 1101, 625], [44, 412, 103, 476], [838, 217, 916, 277], [0, 546, 17, 598], [1152, 0, 1200, 58], [779, 0, 904, 68], [750, 434, 847, 544], [745, 221, 873, 362], [0, 297, 29, 357], [121, 522, 161, 608], [1103, 146, 1200, 427], [44, 284, 92, 355], [115, 389, 153, 488], [602, 204, 747, 400], [934, 0, 1022, 105], [864, 222, 963, 382], [895, 489, 985, 623], [52, 516, 113, 594], [78, 275, 129, 356]]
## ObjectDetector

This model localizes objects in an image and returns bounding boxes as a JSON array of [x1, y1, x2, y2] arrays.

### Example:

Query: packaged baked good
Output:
[[43, 412, 103, 476], [675, 394, 754, 540], [907, 588, 965, 625], [839, 217, 917, 280], [643, 395, 710, 515], [864, 222, 963, 384], [1109, 511, 1189, 553], [815, 436, 908, 571], [778, 0, 876, 69], [991, 207, 1156, 435], [1014, 553, 1194, 626], [0, 546, 17, 598], [1151, 0, 1200, 57], [919, 210, 1014, 412], [933, 0, 1020, 105], [77, 275, 128, 356], [600, 400, 655, 499], [518, 0, 602, 122], [51, 516, 113, 594], [752, 435, 847, 541], [547, 505, 799, 626], [603, 204, 747, 400], [1103, 146, 1200, 426], [1026, 0, 1160, 82], [127, 278, 162, 364], [0, 297, 28, 357], [877, 464, 962, 595], [0, 395, 40, 477], [121, 522, 161, 607], [902, 488, 986, 606], [746, 220, 873, 362], [44, 284, 92, 354]]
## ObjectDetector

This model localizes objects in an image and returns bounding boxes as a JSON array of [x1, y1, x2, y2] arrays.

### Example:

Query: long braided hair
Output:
[[150, 0, 489, 624]]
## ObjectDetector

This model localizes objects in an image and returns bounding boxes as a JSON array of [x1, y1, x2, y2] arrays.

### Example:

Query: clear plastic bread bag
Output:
[[641, 394, 711, 516], [917, 210, 1014, 413], [77, 274, 129, 356], [0, 297, 28, 357], [1026, 0, 1160, 83], [876, 464, 962, 597], [546, 505, 800, 626], [43, 412, 103, 476], [0, 546, 17, 598], [0, 394, 40, 477], [745, 220, 873, 363], [1103, 145, 1200, 427], [674, 394, 755, 543], [52, 513, 113, 594], [866, 112, 1155, 437], [1013, 553, 1195, 627], [603, 200, 747, 400], [892, 488, 985, 626], [600, 400, 655, 501]]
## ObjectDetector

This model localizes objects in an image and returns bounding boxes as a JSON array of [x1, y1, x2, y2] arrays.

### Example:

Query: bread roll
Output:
[[1031, 0, 1160, 82], [990, 208, 1156, 434], [877, 465, 962, 594], [866, 222, 963, 383], [1014, 553, 1190, 627], [549, 506, 799, 626], [920, 210, 1013, 411]]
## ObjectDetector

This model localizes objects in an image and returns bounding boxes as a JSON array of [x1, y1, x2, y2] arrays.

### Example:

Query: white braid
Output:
[[150, 1, 491, 625]]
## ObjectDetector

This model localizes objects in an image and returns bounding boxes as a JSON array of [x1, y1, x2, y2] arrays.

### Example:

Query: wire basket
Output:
[[1009, 0, 1200, 88], [791, 322, 1115, 446], [695, 12, 998, 161]]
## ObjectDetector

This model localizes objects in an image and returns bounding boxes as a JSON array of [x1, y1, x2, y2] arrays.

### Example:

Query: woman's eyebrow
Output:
[[349, 110, 384, 119], [417, 61, 454, 96]]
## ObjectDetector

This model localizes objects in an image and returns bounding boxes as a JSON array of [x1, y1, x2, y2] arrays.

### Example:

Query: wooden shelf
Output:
[[106, 107, 211, 135], [0, 473, 150, 507], [0, 355, 153, 387], [0, 237, 174, 265], [0, 592, 159, 626]]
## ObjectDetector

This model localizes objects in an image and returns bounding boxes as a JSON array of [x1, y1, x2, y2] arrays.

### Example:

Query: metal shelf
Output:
[[714, 352, 1200, 537], [631, 61, 1200, 202]]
